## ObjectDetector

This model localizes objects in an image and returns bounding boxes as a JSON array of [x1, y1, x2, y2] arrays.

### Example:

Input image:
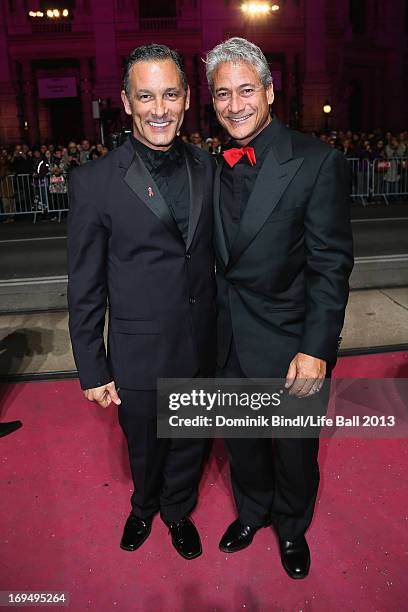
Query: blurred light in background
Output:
[[241, 2, 280, 15], [29, 8, 69, 19]]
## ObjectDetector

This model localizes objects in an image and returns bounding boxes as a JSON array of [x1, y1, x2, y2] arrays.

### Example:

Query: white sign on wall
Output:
[[38, 77, 77, 99]]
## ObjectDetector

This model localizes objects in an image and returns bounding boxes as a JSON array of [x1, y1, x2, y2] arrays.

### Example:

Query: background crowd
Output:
[[1, 127, 407, 173], [0, 127, 407, 222]]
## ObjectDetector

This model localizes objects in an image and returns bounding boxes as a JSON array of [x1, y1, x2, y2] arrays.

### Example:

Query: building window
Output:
[[139, 0, 176, 18], [40, 0, 75, 11], [406, 0, 408, 34], [349, 0, 366, 34]]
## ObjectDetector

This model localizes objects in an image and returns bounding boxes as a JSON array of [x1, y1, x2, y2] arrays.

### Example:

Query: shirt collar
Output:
[[130, 134, 182, 165]]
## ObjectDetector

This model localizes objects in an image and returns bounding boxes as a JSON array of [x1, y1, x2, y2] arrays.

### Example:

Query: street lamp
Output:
[[29, 8, 69, 19], [241, 2, 280, 16], [323, 99, 332, 131]]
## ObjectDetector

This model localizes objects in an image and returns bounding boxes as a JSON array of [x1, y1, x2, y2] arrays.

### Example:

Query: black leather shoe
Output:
[[0, 421, 22, 438], [166, 516, 202, 560], [219, 519, 261, 553], [120, 514, 152, 552], [279, 535, 310, 579]]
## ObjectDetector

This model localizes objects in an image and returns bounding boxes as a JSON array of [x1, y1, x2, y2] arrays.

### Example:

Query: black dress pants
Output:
[[118, 389, 206, 523], [218, 339, 324, 541]]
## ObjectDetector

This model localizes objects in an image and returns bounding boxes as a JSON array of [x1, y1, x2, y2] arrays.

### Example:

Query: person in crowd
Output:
[[48, 147, 69, 218], [189, 131, 207, 149], [374, 139, 386, 159], [65, 141, 80, 169], [205, 37, 353, 578], [32, 148, 49, 176], [79, 139, 92, 164], [90, 149, 101, 161], [67, 44, 216, 560], [341, 138, 355, 157], [384, 136, 406, 194], [209, 136, 222, 155], [49, 148, 69, 193], [10, 145, 32, 175]]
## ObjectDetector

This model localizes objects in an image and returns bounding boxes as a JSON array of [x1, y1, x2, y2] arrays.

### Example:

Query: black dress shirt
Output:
[[130, 134, 190, 242], [220, 119, 275, 249]]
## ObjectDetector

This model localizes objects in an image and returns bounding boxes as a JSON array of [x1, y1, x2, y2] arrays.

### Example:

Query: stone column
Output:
[[11, 0, 30, 34], [284, 51, 295, 126], [380, 0, 407, 130], [183, 55, 199, 134], [80, 58, 95, 140], [90, 0, 120, 106], [302, 0, 331, 130], [14, 0, 26, 15], [75, 0, 87, 13], [21, 60, 40, 145], [200, 0, 225, 130], [28, 0, 41, 10], [0, 1, 20, 143]]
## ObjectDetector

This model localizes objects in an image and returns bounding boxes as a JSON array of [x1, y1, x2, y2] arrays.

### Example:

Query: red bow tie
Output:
[[223, 146, 256, 168]]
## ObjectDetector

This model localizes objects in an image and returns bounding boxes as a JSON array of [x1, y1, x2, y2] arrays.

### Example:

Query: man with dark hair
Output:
[[206, 38, 353, 578], [67, 44, 216, 560]]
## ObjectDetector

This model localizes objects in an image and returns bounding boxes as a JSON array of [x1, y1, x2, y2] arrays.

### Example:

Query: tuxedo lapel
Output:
[[121, 143, 181, 242], [184, 145, 204, 251], [213, 158, 229, 268], [227, 127, 304, 270]]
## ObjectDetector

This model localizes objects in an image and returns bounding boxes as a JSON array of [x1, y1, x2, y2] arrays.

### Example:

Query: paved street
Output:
[[1, 203, 407, 291]]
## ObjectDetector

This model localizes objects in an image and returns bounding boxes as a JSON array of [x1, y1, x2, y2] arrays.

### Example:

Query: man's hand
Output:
[[285, 353, 326, 398], [83, 381, 121, 408]]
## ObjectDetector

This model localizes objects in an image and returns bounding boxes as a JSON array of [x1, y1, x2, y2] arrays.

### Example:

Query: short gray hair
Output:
[[205, 37, 272, 92]]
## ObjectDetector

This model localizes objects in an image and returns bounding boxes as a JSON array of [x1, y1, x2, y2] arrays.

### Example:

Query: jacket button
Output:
[[189, 297, 196, 304], [185, 253, 191, 260]]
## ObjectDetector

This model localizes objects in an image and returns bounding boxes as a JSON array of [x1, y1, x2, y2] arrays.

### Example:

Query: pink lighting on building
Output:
[[0, 0, 406, 146]]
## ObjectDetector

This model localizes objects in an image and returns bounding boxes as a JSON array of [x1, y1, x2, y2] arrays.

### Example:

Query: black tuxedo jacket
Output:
[[67, 138, 216, 390], [215, 118, 354, 377]]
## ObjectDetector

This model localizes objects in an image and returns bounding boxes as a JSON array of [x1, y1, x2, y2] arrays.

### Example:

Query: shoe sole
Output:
[[120, 524, 152, 552]]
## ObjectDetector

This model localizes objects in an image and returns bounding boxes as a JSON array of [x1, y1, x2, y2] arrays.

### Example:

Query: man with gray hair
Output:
[[206, 37, 353, 578]]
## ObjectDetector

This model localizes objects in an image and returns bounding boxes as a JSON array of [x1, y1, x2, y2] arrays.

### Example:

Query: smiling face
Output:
[[121, 59, 190, 151], [212, 61, 273, 146]]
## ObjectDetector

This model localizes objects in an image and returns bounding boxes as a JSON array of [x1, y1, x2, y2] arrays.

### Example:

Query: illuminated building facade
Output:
[[0, 0, 406, 144]]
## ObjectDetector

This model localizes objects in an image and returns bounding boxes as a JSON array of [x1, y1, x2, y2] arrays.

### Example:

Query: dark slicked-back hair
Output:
[[123, 44, 188, 97]]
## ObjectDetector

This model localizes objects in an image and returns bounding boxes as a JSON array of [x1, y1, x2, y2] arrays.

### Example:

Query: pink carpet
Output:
[[1, 352, 407, 611]]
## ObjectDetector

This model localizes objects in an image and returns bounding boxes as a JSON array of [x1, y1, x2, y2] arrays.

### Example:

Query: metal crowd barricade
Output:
[[2, 159, 408, 220], [346, 158, 370, 205], [0, 172, 69, 222], [0, 174, 36, 219], [371, 157, 408, 205]]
